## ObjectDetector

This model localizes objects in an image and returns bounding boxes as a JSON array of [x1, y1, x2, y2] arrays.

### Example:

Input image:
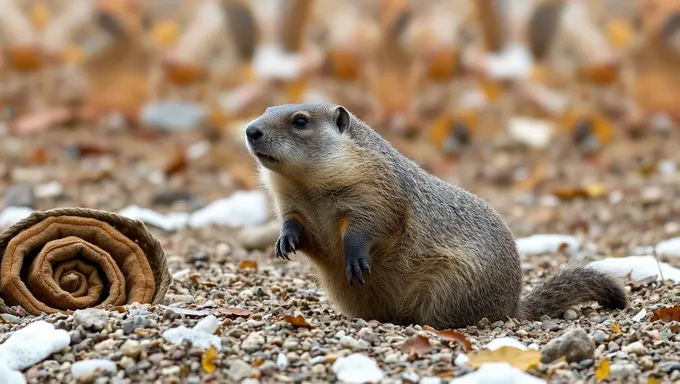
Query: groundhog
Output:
[[243, 102, 628, 329]]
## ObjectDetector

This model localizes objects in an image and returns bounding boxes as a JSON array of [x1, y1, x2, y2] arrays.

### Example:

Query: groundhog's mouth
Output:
[[255, 152, 278, 163]]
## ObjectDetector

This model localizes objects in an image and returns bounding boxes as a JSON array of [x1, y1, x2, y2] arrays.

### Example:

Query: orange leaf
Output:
[[29, 148, 48, 165], [164, 147, 188, 177], [201, 346, 217, 373], [611, 321, 621, 334], [607, 19, 634, 49], [423, 325, 472, 351], [400, 334, 432, 357], [595, 359, 610, 381], [216, 307, 251, 319], [650, 305, 680, 322], [152, 20, 180, 49], [31, 2, 51, 30], [283, 313, 315, 328], [238, 260, 258, 272]]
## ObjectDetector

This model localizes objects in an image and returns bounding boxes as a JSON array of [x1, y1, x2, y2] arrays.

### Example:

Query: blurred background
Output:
[[1, 0, 680, 251]]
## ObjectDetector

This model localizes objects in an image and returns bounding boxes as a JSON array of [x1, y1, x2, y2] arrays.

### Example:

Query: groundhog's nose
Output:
[[246, 125, 263, 141]]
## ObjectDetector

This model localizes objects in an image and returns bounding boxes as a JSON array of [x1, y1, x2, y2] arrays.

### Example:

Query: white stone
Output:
[[0, 361, 26, 384], [331, 353, 384, 384], [0, 206, 34, 229], [450, 362, 546, 383], [588, 255, 680, 283], [656, 237, 680, 258], [484, 337, 528, 351], [0, 321, 70, 371], [276, 353, 289, 370], [454, 353, 470, 367], [71, 359, 117, 379], [162, 315, 221, 350], [516, 234, 594, 257], [189, 190, 269, 229]]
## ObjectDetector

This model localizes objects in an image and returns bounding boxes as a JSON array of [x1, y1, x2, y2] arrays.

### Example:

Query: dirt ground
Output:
[[1, 123, 680, 383]]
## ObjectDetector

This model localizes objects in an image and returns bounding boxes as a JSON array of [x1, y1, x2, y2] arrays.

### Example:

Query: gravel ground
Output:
[[1, 124, 680, 384]]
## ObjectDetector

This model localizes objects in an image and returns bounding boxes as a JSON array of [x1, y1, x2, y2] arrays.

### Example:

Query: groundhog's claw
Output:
[[275, 234, 298, 260], [346, 253, 370, 286]]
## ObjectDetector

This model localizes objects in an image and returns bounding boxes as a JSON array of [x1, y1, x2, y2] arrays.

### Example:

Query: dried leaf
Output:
[[31, 3, 51, 30], [577, 62, 620, 86], [283, 313, 315, 328], [400, 334, 433, 357], [152, 20, 180, 48], [238, 260, 258, 272], [550, 184, 607, 200], [29, 148, 48, 165], [650, 305, 680, 322], [595, 359, 610, 381], [648, 376, 661, 384], [216, 307, 251, 319], [611, 321, 621, 334], [252, 358, 265, 368], [191, 274, 200, 283], [281, 291, 287, 301], [63, 44, 85, 65], [72, 143, 112, 157], [113, 306, 127, 313], [164, 147, 188, 177], [164, 61, 207, 86], [467, 346, 541, 371], [202, 346, 217, 374], [6, 45, 43, 71], [423, 325, 472, 351], [607, 19, 634, 49]]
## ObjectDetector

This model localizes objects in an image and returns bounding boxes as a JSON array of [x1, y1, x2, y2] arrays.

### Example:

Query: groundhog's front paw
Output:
[[275, 233, 298, 260], [345, 253, 370, 285]]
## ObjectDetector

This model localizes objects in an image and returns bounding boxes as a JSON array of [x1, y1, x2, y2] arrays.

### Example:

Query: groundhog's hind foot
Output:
[[276, 215, 307, 260]]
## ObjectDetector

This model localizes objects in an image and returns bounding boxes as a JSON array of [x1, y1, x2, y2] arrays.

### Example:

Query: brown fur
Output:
[[244, 102, 629, 329]]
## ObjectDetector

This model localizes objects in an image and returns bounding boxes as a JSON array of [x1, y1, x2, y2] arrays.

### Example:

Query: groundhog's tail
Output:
[[518, 264, 628, 320]]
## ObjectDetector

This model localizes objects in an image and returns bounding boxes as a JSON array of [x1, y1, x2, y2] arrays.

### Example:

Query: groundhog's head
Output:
[[244, 103, 352, 175]]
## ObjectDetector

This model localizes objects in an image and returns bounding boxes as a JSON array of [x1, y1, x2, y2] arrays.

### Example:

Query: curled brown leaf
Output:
[[423, 325, 472, 351], [283, 312, 315, 328], [400, 334, 432, 357]]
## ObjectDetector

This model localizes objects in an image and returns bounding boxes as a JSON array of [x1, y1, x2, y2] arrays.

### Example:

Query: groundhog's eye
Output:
[[292, 117, 308, 129]]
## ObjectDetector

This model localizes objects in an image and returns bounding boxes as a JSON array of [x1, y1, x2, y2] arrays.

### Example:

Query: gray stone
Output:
[[579, 359, 594, 368], [3, 184, 35, 208], [659, 362, 680, 373], [591, 330, 608, 344], [228, 360, 253, 381], [259, 360, 277, 376], [542, 321, 560, 331], [541, 328, 595, 363], [0, 314, 21, 324], [74, 309, 109, 331], [242, 332, 265, 352], [563, 309, 579, 321], [607, 341, 620, 352]]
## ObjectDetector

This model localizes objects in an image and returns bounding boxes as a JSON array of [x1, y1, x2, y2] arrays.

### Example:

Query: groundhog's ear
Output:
[[334, 106, 351, 134]]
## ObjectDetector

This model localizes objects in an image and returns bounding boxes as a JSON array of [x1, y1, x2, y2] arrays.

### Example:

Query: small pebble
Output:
[[563, 309, 579, 321]]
